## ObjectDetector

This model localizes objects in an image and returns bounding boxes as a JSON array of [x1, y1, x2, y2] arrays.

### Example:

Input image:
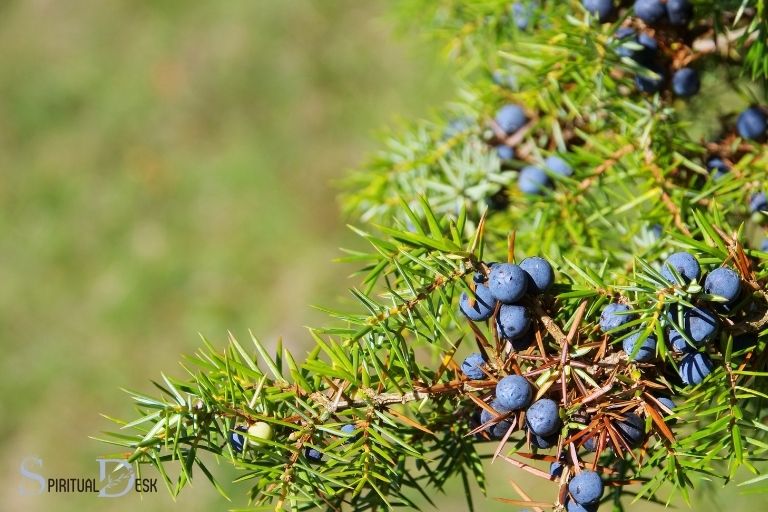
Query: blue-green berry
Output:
[[526, 398, 561, 436], [545, 155, 573, 177], [496, 375, 533, 410], [519, 165, 552, 195], [616, 413, 644, 446], [305, 447, 323, 463], [531, 431, 559, 449], [512, 1, 538, 30], [672, 68, 700, 97], [568, 470, 604, 505], [623, 332, 657, 362], [567, 499, 598, 512], [666, 0, 694, 25], [737, 107, 767, 141], [661, 251, 701, 284], [679, 352, 714, 385], [635, 65, 665, 93], [707, 158, 729, 180], [461, 352, 487, 380], [634, 0, 666, 25], [496, 145, 515, 161], [599, 303, 633, 332], [657, 397, 675, 413], [750, 192, 767, 213], [685, 306, 719, 344], [489, 263, 528, 303], [459, 284, 497, 322], [495, 104, 527, 134], [582, 0, 615, 22], [496, 304, 531, 340], [704, 267, 741, 304], [519, 256, 554, 293], [669, 328, 694, 353]]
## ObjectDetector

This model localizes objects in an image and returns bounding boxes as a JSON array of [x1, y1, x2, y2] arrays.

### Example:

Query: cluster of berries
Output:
[[575, 1, 698, 96], [229, 421, 357, 464], [601, 251, 745, 386], [492, 103, 573, 195], [460, 256, 554, 344], [457, 247, 755, 510], [460, 256, 613, 511]]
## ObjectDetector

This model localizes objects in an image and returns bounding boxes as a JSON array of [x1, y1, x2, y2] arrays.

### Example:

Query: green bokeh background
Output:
[[0, 1, 762, 511]]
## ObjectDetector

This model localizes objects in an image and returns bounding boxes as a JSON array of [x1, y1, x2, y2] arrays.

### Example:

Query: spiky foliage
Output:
[[99, 2, 768, 511]]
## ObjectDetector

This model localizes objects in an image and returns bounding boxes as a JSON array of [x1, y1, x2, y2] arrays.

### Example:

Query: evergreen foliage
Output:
[[98, 1, 768, 510]]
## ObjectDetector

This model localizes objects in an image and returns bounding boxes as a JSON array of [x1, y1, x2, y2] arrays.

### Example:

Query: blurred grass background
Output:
[[0, 1, 762, 511]]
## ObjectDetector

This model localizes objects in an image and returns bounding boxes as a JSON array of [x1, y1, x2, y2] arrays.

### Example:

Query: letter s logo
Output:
[[19, 457, 45, 496]]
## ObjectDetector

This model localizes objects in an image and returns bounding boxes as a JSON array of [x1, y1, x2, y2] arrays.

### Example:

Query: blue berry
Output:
[[685, 306, 719, 344], [495, 104, 528, 134], [545, 155, 573, 177], [459, 284, 497, 322], [633, 34, 659, 66], [704, 267, 741, 304], [461, 352, 487, 380], [509, 327, 535, 351], [737, 107, 768, 141], [512, 1, 538, 30], [229, 425, 248, 453], [550, 461, 564, 477], [489, 263, 528, 303], [526, 398, 561, 436], [531, 431, 559, 449], [305, 447, 323, 463], [473, 271, 487, 284], [490, 420, 514, 438], [661, 251, 701, 284], [762, 238, 768, 252], [443, 117, 472, 139], [615, 27, 648, 60], [634, 0, 666, 25], [582, 0, 615, 22], [666, 0, 694, 25], [679, 352, 714, 385], [519, 165, 552, 194], [706, 158, 729, 180], [635, 65, 665, 93], [616, 413, 644, 445], [599, 303, 633, 332], [492, 70, 517, 89], [669, 328, 694, 353], [568, 470, 604, 505], [750, 192, 768, 213], [650, 224, 663, 239], [340, 424, 356, 436], [480, 399, 509, 425], [496, 144, 515, 160], [583, 436, 598, 452], [480, 400, 513, 438], [657, 397, 675, 413], [496, 375, 533, 410], [615, 34, 635, 58], [672, 68, 700, 97], [567, 499, 598, 512], [623, 332, 657, 362], [519, 256, 554, 293], [497, 304, 531, 340]]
